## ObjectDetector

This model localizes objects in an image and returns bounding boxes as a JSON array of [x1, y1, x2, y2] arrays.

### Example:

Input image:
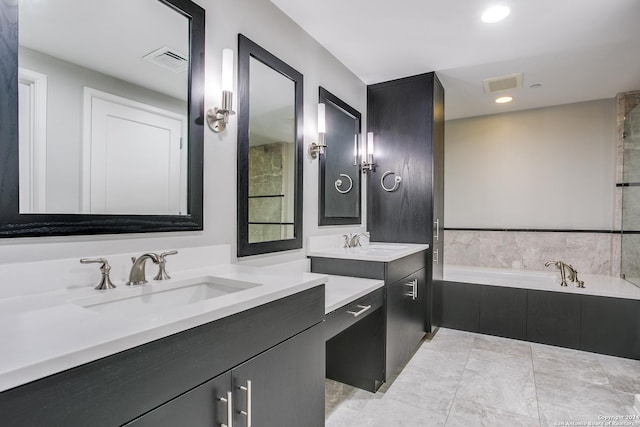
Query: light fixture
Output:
[[309, 103, 327, 158], [495, 96, 513, 104], [361, 132, 375, 173], [481, 5, 510, 23], [207, 48, 235, 133]]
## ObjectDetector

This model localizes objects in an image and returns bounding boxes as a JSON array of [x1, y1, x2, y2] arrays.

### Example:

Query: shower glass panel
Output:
[[621, 102, 640, 286]]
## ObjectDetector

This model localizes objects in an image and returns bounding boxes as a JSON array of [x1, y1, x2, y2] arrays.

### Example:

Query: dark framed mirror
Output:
[[0, 0, 204, 237], [318, 87, 362, 225], [237, 34, 303, 257]]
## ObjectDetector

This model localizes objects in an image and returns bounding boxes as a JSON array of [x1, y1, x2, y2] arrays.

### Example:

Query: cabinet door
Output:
[[125, 371, 232, 427], [232, 324, 324, 427], [386, 269, 426, 378]]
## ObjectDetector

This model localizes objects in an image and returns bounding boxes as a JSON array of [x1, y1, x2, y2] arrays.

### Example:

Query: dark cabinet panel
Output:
[[386, 269, 426, 377], [440, 281, 480, 332], [232, 324, 325, 427], [527, 290, 581, 349], [128, 325, 325, 427], [581, 295, 640, 359], [326, 307, 385, 392], [479, 286, 527, 340], [126, 372, 232, 427], [310, 257, 385, 280], [325, 287, 384, 340]]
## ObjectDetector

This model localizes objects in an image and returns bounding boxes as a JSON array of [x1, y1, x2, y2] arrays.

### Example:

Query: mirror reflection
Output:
[[318, 87, 362, 225], [18, 0, 189, 215], [248, 58, 296, 243], [237, 34, 303, 257]]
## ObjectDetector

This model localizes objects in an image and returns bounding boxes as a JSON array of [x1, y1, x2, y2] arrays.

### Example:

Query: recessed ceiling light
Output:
[[481, 5, 511, 23], [495, 96, 513, 104]]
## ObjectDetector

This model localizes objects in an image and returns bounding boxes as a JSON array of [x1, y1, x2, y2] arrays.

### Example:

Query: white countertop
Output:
[[307, 242, 429, 262], [324, 275, 385, 314], [0, 264, 328, 393]]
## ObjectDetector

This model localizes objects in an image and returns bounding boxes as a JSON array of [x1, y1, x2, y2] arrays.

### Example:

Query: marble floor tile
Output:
[[444, 399, 540, 427], [325, 328, 640, 427], [471, 333, 533, 359], [534, 371, 628, 415], [381, 364, 458, 414], [538, 399, 636, 427], [349, 397, 448, 427], [465, 347, 534, 382], [455, 367, 539, 418], [595, 353, 640, 395]]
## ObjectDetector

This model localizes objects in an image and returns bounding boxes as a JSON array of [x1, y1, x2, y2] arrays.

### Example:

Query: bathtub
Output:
[[440, 265, 640, 359], [443, 264, 640, 300]]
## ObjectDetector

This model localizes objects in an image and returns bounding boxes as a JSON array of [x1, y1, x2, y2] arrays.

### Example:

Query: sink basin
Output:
[[72, 276, 261, 317]]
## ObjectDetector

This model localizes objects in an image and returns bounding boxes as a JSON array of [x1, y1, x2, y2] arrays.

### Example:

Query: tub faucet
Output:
[[545, 260, 585, 288], [127, 253, 159, 286], [545, 260, 569, 286]]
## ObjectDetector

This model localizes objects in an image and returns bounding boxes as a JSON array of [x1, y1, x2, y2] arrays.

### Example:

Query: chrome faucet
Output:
[[343, 232, 370, 248], [545, 260, 585, 288], [127, 253, 159, 286]]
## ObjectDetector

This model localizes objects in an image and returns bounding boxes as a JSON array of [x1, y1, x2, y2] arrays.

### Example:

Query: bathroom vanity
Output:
[[0, 259, 327, 427], [308, 242, 429, 386]]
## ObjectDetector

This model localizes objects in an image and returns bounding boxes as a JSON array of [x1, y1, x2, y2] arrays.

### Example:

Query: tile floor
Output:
[[325, 328, 640, 427]]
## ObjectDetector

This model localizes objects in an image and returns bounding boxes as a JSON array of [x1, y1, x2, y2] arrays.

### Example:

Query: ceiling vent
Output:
[[482, 73, 522, 94], [143, 47, 188, 73]]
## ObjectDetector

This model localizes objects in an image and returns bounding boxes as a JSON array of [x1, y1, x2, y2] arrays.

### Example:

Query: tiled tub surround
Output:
[[0, 245, 328, 392], [325, 328, 640, 427], [444, 229, 620, 276]]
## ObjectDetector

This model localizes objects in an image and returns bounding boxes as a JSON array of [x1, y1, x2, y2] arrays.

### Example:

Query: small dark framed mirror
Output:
[[237, 34, 303, 257], [0, 0, 205, 237], [318, 87, 362, 225]]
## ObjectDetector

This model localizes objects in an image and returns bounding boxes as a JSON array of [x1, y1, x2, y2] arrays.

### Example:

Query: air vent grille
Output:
[[483, 73, 522, 94], [143, 47, 188, 73]]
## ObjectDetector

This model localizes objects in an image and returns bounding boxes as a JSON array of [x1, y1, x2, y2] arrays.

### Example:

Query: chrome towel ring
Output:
[[381, 170, 402, 192], [334, 173, 353, 194]]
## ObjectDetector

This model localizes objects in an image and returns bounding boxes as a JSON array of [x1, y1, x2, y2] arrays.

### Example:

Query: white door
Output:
[[83, 88, 186, 215]]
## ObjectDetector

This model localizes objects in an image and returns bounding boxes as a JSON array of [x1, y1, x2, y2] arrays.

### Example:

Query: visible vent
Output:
[[482, 73, 522, 94], [143, 47, 188, 73]]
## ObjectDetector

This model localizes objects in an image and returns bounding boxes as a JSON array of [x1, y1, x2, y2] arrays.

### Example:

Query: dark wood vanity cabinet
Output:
[[386, 268, 427, 377], [311, 250, 427, 381], [0, 286, 325, 427], [366, 72, 445, 333], [127, 325, 324, 427]]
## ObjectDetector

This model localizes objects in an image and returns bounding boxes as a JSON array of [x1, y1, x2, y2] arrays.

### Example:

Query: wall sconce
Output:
[[207, 48, 235, 133], [309, 103, 327, 158], [361, 132, 375, 173]]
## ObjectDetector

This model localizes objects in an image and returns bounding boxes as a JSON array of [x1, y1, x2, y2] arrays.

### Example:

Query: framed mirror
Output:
[[237, 34, 303, 257], [0, 0, 204, 237], [318, 87, 362, 225]]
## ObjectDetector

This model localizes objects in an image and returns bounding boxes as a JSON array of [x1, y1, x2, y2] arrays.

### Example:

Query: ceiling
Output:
[[269, 0, 640, 119]]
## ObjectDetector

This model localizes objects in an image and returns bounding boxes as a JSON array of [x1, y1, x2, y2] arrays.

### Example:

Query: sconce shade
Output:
[[317, 103, 326, 134], [367, 132, 374, 157], [221, 49, 234, 92]]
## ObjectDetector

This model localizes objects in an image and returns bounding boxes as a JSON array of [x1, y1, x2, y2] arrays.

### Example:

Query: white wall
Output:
[[444, 99, 616, 229], [0, 0, 366, 266]]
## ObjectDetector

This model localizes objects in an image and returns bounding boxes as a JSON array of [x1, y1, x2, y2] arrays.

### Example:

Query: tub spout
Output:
[[545, 260, 568, 287]]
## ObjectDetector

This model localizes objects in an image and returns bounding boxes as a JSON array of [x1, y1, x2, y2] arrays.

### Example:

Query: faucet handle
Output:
[[80, 258, 117, 290], [154, 250, 178, 280]]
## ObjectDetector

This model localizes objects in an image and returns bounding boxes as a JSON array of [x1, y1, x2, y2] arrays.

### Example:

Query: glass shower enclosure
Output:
[[621, 102, 640, 286]]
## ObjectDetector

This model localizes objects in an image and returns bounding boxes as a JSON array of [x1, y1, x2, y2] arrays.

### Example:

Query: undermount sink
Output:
[[71, 276, 261, 317], [363, 244, 408, 251]]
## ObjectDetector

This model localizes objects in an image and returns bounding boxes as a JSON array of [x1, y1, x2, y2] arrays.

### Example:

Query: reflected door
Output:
[[85, 89, 186, 215]]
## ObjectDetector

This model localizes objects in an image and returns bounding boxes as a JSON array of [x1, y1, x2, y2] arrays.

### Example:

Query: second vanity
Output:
[[308, 241, 430, 391]]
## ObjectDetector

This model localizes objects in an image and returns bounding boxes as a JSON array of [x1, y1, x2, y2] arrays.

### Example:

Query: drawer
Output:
[[325, 287, 384, 340]]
